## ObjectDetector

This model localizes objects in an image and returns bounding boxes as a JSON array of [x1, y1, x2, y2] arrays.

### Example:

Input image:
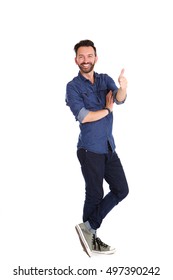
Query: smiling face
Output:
[[75, 46, 98, 74]]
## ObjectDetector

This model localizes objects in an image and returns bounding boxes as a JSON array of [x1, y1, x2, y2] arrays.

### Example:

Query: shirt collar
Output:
[[78, 71, 99, 82]]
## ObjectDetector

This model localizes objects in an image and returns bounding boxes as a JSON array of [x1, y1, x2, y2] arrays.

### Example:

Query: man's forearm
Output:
[[82, 109, 110, 123], [115, 88, 127, 102]]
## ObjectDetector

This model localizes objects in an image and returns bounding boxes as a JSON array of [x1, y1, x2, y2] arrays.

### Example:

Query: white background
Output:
[[0, 0, 172, 279]]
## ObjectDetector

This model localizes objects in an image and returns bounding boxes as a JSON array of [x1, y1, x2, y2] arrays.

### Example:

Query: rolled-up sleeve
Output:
[[77, 107, 90, 123], [66, 83, 89, 123]]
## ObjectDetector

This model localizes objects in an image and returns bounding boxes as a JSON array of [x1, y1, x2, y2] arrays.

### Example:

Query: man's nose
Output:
[[83, 57, 89, 63]]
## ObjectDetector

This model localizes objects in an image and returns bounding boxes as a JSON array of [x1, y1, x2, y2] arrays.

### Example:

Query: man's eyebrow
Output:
[[78, 53, 94, 56]]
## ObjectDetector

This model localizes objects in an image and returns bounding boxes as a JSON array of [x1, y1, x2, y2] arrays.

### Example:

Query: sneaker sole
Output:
[[75, 225, 92, 257], [92, 248, 116, 255]]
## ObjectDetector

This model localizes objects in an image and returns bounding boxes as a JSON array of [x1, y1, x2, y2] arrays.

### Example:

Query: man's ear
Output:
[[74, 57, 77, 65]]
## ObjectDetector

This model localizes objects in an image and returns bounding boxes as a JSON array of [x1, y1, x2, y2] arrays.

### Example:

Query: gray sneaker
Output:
[[92, 237, 115, 255], [75, 223, 95, 257]]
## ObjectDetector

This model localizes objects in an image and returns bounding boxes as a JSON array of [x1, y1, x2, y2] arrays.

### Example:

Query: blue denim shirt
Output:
[[66, 72, 125, 154]]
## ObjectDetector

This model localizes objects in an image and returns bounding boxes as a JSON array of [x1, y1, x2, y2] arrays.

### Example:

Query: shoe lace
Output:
[[95, 237, 108, 249]]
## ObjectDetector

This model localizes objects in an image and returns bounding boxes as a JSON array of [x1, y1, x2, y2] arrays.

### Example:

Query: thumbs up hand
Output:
[[118, 68, 128, 90], [115, 69, 128, 103]]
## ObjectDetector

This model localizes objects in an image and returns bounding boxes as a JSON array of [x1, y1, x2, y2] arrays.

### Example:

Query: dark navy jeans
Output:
[[77, 149, 129, 230]]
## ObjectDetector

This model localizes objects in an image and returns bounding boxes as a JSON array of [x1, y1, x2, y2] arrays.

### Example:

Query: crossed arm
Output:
[[82, 69, 127, 123]]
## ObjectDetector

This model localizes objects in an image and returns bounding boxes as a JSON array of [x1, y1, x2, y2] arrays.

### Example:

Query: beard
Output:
[[78, 62, 95, 74]]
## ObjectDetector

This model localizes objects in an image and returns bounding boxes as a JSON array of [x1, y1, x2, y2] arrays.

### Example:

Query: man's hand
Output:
[[106, 90, 114, 112], [118, 69, 128, 90], [115, 69, 127, 103]]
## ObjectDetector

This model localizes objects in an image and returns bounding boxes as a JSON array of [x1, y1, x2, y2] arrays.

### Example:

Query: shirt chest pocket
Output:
[[81, 89, 108, 110]]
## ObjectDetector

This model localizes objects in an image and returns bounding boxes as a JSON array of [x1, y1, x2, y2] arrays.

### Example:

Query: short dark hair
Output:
[[74, 39, 97, 56]]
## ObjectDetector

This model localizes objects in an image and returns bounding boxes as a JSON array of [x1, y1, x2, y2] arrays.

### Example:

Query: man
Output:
[[66, 40, 129, 257]]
